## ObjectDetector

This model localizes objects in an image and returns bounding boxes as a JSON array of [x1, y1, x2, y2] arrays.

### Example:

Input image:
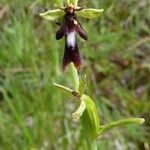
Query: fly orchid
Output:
[[39, 0, 104, 70]]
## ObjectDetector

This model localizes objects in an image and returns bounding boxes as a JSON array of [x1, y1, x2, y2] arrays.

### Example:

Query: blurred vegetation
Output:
[[0, 0, 150, 149]]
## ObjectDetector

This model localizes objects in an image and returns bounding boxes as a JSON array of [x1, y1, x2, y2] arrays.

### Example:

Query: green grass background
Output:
[[0, 0, 150, 149]]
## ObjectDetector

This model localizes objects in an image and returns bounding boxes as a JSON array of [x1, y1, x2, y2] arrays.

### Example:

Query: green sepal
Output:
[[66, 0, 71, 5], [39, 9, 65, 21], [81, 95, 100, 141], [70, 0, 79, 7], [53, 0, 64, 7], [78, 75, 87, 96], [53, 82, 73, 98], [76, 8, 104, 19]]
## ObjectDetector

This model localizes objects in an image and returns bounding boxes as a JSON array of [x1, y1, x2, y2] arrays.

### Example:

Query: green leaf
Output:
[[53, 0, 64, 7], [98, 118, 145, 137], [81, 95, 100, 141], [53, 82, 73, 97], [39, 9, 65, 21], [76, 8, 104, 19], [70, 0, 79, 7], [78, 75, 87, 96], [72, 99, 86, 121]]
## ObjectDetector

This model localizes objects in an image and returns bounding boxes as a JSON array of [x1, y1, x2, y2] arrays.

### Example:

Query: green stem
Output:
[[99, 118, 145, 135], [69, 63, 79, 91], [86, 138, 97, 150], [69, 63, 98, 149]]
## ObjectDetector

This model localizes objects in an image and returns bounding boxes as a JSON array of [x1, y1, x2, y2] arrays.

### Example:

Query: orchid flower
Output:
[[39, 0, 104, 70]]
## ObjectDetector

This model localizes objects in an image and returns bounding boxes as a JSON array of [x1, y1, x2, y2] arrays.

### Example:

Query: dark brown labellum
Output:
[[56, 11, 88, 70]]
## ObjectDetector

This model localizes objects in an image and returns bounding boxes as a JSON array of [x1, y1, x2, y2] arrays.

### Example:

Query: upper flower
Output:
[[39, 0, 104, 21]]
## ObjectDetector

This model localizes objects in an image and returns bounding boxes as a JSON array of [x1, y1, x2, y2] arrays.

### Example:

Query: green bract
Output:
[[78, 75, 87, 96], [52, 82, 73, 98], [39, 0, 104, 21], [72, 99, 86, 121]]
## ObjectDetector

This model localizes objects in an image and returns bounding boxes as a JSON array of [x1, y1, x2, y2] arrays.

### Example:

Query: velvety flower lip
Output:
[[56, 8, 88, 70]]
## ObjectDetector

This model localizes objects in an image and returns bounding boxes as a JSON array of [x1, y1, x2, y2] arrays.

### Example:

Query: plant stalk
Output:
[[86, 138, 97, 150]]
